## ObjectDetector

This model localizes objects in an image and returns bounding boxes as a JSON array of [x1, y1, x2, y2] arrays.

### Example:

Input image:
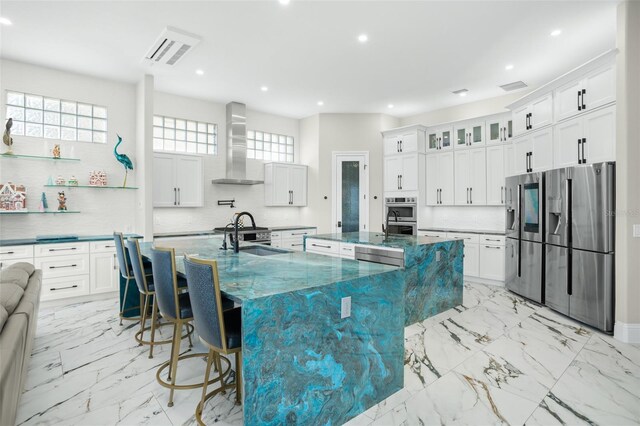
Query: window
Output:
[[6, 91, 107, 143], [247, 130, 294, 162], [153, 115, 217, 155]]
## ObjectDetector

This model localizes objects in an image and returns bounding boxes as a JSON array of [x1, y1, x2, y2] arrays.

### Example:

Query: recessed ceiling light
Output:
[[358, 34, 368, 43], [452, 89, 469, 97], [261, 86, 269, 92], [195, 69, 204, 75], [317, 101, 324, 106], [0, 17, 12, 26], [387, 104, 394, 109], [505, 64, 514, 71], [550, 29, 562, 37], [279, 0, 290, 4]]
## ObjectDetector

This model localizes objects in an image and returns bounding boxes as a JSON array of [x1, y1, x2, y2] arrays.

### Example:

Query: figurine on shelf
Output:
[[57, 191, 67, 211], [3, 118, 14, 155], [68, 176, 78, 186], [52, 144, 61, 159], [113, 135, 133, 187], [39, 192, 48, 212], [55, 175, 65, 186], [47, 176, 54, 186]]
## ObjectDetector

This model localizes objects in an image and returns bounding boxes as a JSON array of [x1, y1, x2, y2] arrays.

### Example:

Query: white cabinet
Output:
[[556, 105, 616, 167], [486, 145, 505, 206], [479, 236, 505, 281], [513, 127, 553, 174], [384, 154, 419, 192], [426, 125, 453, 152], [153, 153, 204, 207], [305, 238, 340, 257], [485, 114, 513, 145], [272, 228, 316, 251], [447, 232, 480, 277], [425, 152, 454, 206], [90, 252, 119, 294], [504, 143, 516, 177], [513, 94, 553, 137], [454, 120, 485, 149], [264, 163, 308, 206], [383, 127, 426, 155], [0, 245, 34, 269], [454, 148, 486, 205], [418, 231, 447, 238], [555, 63, 615, 122]]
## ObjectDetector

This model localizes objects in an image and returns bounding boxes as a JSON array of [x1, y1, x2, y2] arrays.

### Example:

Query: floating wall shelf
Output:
[[0, 210, 81, 215], [44, 184, 138, 190], [1, 153, 80, 162]]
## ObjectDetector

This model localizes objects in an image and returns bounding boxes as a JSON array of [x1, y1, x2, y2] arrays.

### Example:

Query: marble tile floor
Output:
[[17, 282, 640, 426]]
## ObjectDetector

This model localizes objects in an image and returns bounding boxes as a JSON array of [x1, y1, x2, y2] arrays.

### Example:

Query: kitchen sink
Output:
[[238, 246, 288, 256]]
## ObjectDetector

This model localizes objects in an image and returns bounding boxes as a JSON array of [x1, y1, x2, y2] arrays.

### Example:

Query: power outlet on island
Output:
[[436, 251, 441, 262], [341, 296, 351, 319]]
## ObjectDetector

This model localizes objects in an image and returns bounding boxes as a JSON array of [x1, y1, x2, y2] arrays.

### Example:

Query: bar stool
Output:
[[183, 255, 243, 425], [125, 238, 174, 358], [150, 246, 231, 407], [113, 232, 146, 325]]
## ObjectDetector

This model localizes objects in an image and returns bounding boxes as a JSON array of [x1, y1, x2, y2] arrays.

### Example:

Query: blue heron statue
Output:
[[114, 134, 133, 187]]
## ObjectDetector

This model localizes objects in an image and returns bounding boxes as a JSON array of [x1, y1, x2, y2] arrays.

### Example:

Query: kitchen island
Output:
[[141, 237, 405, 425], [306, 232, 464, 326]]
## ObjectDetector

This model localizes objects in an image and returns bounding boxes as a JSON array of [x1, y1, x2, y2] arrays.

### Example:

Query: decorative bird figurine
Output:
[[114, 134, 133, 187], [3, 118, 14, 155]]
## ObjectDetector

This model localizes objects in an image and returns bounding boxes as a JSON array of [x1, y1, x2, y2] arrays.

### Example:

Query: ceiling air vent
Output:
[[144, 27, 201, 66], [500, 81, 528, 92]]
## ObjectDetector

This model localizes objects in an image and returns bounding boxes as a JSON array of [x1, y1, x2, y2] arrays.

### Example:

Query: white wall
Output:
[[0, 59, 138, 239], [152, 92, 303, 233]]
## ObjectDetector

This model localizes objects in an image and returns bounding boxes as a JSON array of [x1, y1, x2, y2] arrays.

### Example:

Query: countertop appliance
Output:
[[213, 226, 271, 244], [355, 245, 404, 267], [505, 171, 545, 303], [544, 162, 615, 333], [385, 197, 418, 236]]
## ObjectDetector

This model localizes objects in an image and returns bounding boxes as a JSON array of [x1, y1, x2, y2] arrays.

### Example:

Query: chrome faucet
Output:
[[233, 211, 257, 253], [220, 222, 235, 251], [383, 210, 399, 239]]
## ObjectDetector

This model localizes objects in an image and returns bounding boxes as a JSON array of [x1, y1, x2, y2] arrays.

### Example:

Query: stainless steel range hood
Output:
[[212, 102, 263, 185]]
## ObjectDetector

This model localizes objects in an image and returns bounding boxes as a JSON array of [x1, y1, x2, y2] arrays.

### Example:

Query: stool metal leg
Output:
[[167, 320, 182, 407], [196, 349, 215, 426], [235, 351, 242, 405], [119, 277, 130, 326], [138, 294, 150, 346], [149, 296, 159, 359]]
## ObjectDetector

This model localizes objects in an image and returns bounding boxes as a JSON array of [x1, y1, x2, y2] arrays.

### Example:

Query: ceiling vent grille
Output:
[[500, 81, 528, 92], [144, 27, 200, 66]]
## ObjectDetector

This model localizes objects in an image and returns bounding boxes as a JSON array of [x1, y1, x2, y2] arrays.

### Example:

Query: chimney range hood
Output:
[[212, 102, 263, 185]]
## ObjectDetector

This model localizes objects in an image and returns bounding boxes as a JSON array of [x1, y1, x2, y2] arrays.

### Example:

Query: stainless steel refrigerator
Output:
[[505, 172, 545, 304], [545, 162, 615, 333]]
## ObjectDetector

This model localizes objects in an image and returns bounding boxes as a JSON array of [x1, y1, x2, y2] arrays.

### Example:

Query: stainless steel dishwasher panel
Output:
[[354, 245, 404, 267]]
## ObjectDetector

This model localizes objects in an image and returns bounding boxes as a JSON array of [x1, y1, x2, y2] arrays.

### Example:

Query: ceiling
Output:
[[0, 1, 618, 119]]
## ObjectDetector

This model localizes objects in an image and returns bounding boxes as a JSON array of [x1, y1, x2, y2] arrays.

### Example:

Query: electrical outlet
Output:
[[436, 251, 441, 262], [341, 296, 351, 319], [634, 224, 640, 238]]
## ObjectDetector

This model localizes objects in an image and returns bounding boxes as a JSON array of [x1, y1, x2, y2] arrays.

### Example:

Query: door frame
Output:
[[331, 151, 369, 233]]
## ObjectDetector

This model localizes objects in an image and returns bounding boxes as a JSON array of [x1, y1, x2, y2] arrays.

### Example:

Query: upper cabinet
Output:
[[382, 125, 427, 156], [454, 148, 486, 205], [426, 125, 453, 152], [512, 127, 554, 175], [153, 153, 204, 208], [555, 63, 615, 122], [512, 94, 553, 137], [264, 163, 308, 206], [454, 119, 485, 149], [485, 113, 513, 145], [486, 145, 505, 205], [384, 154, 419, 192], [425, 152, 454, 206]]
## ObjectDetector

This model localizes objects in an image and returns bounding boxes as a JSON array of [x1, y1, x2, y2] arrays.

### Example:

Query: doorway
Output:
[[332, 152, 369, 234]]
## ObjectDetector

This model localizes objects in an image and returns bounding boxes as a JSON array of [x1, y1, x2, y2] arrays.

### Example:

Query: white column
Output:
[[135, 75, 154, 240]]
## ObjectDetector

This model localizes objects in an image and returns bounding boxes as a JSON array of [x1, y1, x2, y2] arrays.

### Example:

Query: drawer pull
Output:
[[485, 238, 502, 242], [0, 251, 15, 254], [48, 247, 77, 252], [484, 245, 502, 249], [49, 264, 78, 269], [311, 243, 332, 249], [291, 232, 308, 236], [50, 285, 79, 291], [103, 245, 116, 248], [291, 243, 303, 247]]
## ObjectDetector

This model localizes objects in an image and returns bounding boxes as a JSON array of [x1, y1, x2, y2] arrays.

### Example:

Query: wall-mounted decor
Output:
[[0, 182, 27, 211], [52, 144, 61, 159], [3, 118, 14, 155], [89, 170, 107, 186], [113, 134, 133, 187], [55, 175, 66, 186], [57, 191, 67, 211]]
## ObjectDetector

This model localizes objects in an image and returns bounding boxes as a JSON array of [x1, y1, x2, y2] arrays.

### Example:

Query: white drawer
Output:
[[90, 240, 118, 253], [282, 228, 316, 239], [35, 242, 89, 257], [41, 275, 90, 301], [271, 232, 282, 240], [0, 257, 34, 270], [35, 254, 90, 279], [480, 235, 505, 245], [0, 245, 34, 261], [339, 243, 356, 259], [281, 237, 305, 251], [446, 232, 480, 244], [305, 238, 340, 256], [419, 231, 446, 239]]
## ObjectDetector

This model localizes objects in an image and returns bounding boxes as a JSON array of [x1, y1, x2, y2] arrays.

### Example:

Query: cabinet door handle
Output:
[[578, 90, 582, 111], [177, 188, 181, 205], [311, 243, 332, 249], [113, 253, 117, 270], [470, 187, 473, 204], [582, 88, 586, 110], [581, 138, 586, 163], [400, 140, 403, 152], [0, 251, 15, 255], [397, 175, 401, 190], [50, 285, 79, 291], [577, 139, 582, 164], [397, 140, 400, 152], [467, 188, 469, 204], [486, 238, 502, 242], [174, 188, 177, 205], [49, 264, 77, 269], [485, 245, 501, 249], [399, 175, 403, 190], [48, 247, 77, 252], [501, 186, 504, 204]]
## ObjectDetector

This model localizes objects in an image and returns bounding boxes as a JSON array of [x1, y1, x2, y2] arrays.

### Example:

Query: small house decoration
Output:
[[52, 144, 61, 159], [57, 191, 67, 211], [0, 182, 27, 211], [55, 175, 66, 186], [89, 170, 107, 186], [68, 175, 78, 186]]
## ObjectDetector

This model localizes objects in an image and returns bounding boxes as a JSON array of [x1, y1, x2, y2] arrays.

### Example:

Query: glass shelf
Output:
[[0, 210, 81, 215], [1, 153, 80, 162], [44, 184, 138, 190]]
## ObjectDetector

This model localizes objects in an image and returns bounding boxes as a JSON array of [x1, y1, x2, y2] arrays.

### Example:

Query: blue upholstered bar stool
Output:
[[113, 232, 147, 325], [150, 246, 229, 408], [183, 255, 243, 424], [125, 238, 173, 358]]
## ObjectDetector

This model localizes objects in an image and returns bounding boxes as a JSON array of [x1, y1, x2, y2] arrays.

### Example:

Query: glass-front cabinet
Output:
[[426, 125, 453, 152], [454, 120, 485, 149], [486, 113, 513, 145]]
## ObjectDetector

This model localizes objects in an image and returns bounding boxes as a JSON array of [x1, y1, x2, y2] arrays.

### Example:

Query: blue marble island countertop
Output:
[[309, 231, 455, 249]]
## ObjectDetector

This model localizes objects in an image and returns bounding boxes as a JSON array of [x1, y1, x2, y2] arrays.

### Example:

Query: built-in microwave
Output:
[[385, 197, 417, 222]]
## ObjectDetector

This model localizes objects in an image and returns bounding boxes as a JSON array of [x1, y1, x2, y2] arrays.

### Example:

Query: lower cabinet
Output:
[[272, 228, 317, 251], [446, 233, 479, 277], [90, 252, 120, 294], [305, 238, 341, 257], [479, 236, 506, 281]]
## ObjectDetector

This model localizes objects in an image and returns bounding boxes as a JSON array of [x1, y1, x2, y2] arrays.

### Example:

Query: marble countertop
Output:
[[139, 236, 397, 302], [419, 227, 506, 236], [309, 232, 454, 249], [1, 234, 142, 246]]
